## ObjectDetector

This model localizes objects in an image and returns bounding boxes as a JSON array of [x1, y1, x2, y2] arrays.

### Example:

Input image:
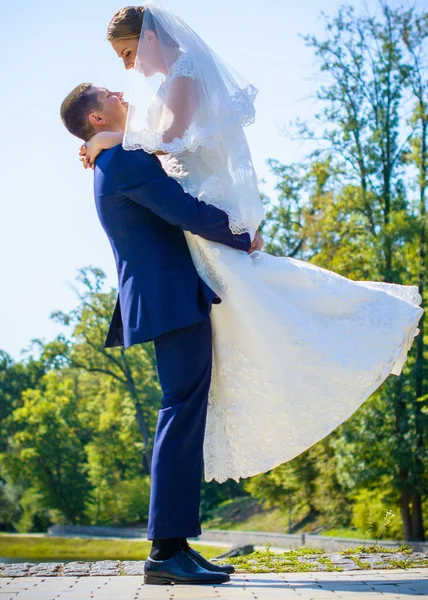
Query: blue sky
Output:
[[1, 0, 422, 362]]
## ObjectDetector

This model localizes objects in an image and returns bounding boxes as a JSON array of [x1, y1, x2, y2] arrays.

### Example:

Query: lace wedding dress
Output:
[[145, 53, 424, 483]]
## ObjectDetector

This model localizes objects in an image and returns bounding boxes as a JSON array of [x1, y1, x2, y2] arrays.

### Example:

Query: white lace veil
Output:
[[123, 2, 266, 235]]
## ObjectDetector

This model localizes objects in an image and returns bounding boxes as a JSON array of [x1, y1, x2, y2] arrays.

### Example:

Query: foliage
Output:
[[0, 269, 159, 530], [257, 0, 428, 541], [1, 371, 91, 524], [244, 439, 353, 531], [0, 2, 427, 540], [352, 489, 403, 540]]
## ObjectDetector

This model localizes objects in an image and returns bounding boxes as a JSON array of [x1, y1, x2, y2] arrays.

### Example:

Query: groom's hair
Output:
[[60, 83, 103, 141]]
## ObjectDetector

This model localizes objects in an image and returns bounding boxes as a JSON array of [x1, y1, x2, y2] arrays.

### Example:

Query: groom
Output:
[[60, 83, 262, 585]]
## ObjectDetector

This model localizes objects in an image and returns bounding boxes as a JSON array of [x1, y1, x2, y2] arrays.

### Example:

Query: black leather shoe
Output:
[[144, 549, 230, 585], [184, 545, 235, 574]]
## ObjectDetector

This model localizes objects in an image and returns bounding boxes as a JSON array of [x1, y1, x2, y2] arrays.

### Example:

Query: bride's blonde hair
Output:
[[107, 6, 144, 40], [107, 6, 178, 47]]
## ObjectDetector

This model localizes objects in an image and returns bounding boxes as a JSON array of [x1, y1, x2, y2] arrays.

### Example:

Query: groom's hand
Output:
[[248, 231, 263, 254]]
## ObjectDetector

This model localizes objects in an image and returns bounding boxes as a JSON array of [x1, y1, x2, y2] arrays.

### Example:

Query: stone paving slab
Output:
[[3, 550, 426, 579], [0, 569, 427, 599]]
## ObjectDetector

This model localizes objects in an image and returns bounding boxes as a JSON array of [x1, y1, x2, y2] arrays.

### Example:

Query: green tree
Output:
[[2, 371, 91, 524], [0, 351, 46, 450], [40, 266, 162, 474], [259, 1, 428, 540], [245, 438, 351, 533], [81, 375, 151, 524]]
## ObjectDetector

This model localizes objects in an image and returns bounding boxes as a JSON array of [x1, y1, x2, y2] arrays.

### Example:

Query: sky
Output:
[[1, 0, 423, 362]]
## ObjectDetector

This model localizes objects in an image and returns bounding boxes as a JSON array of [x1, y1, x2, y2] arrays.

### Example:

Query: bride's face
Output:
[[111, 31, 162, 77], [110, 38, 139, 71]]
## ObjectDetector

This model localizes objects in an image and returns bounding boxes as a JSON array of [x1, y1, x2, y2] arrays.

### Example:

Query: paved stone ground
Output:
[[0, 569, 427, 599], [2, 550, 426, 577]]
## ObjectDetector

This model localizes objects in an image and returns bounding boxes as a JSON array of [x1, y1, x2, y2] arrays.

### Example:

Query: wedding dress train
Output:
[[149, 53, 424, 483]]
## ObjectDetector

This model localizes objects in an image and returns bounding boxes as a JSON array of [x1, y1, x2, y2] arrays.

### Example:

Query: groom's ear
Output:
[[88, 112, 107, 127]]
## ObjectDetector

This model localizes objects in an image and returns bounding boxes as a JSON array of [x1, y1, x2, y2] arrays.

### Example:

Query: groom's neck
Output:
[[98, 125, 125, 135]]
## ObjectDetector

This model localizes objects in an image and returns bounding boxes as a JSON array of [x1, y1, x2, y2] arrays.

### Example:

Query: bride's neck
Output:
[[158, 47, 182, 75]]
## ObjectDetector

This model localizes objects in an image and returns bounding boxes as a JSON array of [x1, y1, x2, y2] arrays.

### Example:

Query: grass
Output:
[[202, 500, 385, 539], [202, 499, 414, 547], [351, 557, 371, 569], [218, 544, 428, 574], [228, 508, 288, 532], [322, 528, 367, 539], [0, 535, 228, 562], [340, 544, 413, 555], [222, 547, 324, 574], [202, 497, 288, 532], [221, 546, 339, 574], [317, 557, 339, 571]]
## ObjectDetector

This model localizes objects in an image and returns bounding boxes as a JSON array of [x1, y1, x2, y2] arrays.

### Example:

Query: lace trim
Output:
[[198, 246, 229, 292], [167, 53, 258, 127], [196, 173, 260, 235], [231, 84, 258, 127], [123, 52, 258, 155], [168, 52, 197, 81], [182, 233, 229, 293], [124, 122, 218, 155], [202, 257, 424, 483]]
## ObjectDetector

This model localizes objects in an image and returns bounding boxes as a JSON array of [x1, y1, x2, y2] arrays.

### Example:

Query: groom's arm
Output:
[[113, 147, 252, 251]]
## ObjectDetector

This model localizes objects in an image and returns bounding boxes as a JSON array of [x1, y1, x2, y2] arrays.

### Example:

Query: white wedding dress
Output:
[[145, 53, 424, 484]]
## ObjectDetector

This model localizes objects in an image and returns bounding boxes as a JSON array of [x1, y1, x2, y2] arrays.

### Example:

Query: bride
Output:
[[80, 3, 423, 484]]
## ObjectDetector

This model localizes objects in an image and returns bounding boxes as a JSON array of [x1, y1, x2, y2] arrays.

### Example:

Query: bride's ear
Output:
[[143, 29, 157, 46], [88, 112, 106, 127]]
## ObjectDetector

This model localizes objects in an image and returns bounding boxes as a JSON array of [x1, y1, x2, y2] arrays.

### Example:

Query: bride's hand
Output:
[[79, 136, 101, 170], [79, 132, 124, 170], [248, 231, 263, 254]]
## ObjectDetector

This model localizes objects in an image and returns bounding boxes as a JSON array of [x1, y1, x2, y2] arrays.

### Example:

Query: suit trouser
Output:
[[147, 315, 212, 540]]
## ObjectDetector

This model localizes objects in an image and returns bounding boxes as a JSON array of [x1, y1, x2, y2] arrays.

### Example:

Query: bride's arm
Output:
[[79, 76, 198, 165], [79, 132, 124, 169], [160, 76, 198, 145]]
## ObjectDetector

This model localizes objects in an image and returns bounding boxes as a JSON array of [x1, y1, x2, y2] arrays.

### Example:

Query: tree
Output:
[[81, 375, 151, 525], [400, 8, 428, 539], [2, 371, 91, 524], [259, 1, 428, 540], [0, 351, 45, 451], [40, 266, 162, 474]]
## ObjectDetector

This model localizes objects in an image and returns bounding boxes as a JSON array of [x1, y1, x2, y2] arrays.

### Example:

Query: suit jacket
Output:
[[93, 145, 251, 349]]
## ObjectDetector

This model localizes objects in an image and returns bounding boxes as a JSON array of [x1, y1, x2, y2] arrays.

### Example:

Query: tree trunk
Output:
[[133, 400, 153, 475], [411, 492, 425, 541], [399, 486, 412, 540], [398, 486, 425, 541], [121, 359, 154, 475]]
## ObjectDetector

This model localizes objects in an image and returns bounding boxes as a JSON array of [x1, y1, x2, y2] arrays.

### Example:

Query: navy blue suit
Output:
[[93, 145, 251, 539], [94, 145, 251, 349]]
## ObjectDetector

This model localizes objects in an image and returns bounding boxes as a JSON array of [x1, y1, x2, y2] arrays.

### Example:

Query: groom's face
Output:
[[88, 86, 129, 132]]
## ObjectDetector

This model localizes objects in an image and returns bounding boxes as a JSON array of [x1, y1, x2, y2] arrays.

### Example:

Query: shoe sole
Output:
[[144, 573, 230, 585]]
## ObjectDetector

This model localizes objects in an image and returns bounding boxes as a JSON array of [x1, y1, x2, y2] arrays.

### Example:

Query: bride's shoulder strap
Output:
[[169, 53, 197, 81]]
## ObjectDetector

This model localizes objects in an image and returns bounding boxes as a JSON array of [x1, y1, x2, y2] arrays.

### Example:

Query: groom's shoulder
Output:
[[95, 145, 156, 169], [95, 145, 164, 191], [111, 145, 159, 169], [110, 145, 164, 186]]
